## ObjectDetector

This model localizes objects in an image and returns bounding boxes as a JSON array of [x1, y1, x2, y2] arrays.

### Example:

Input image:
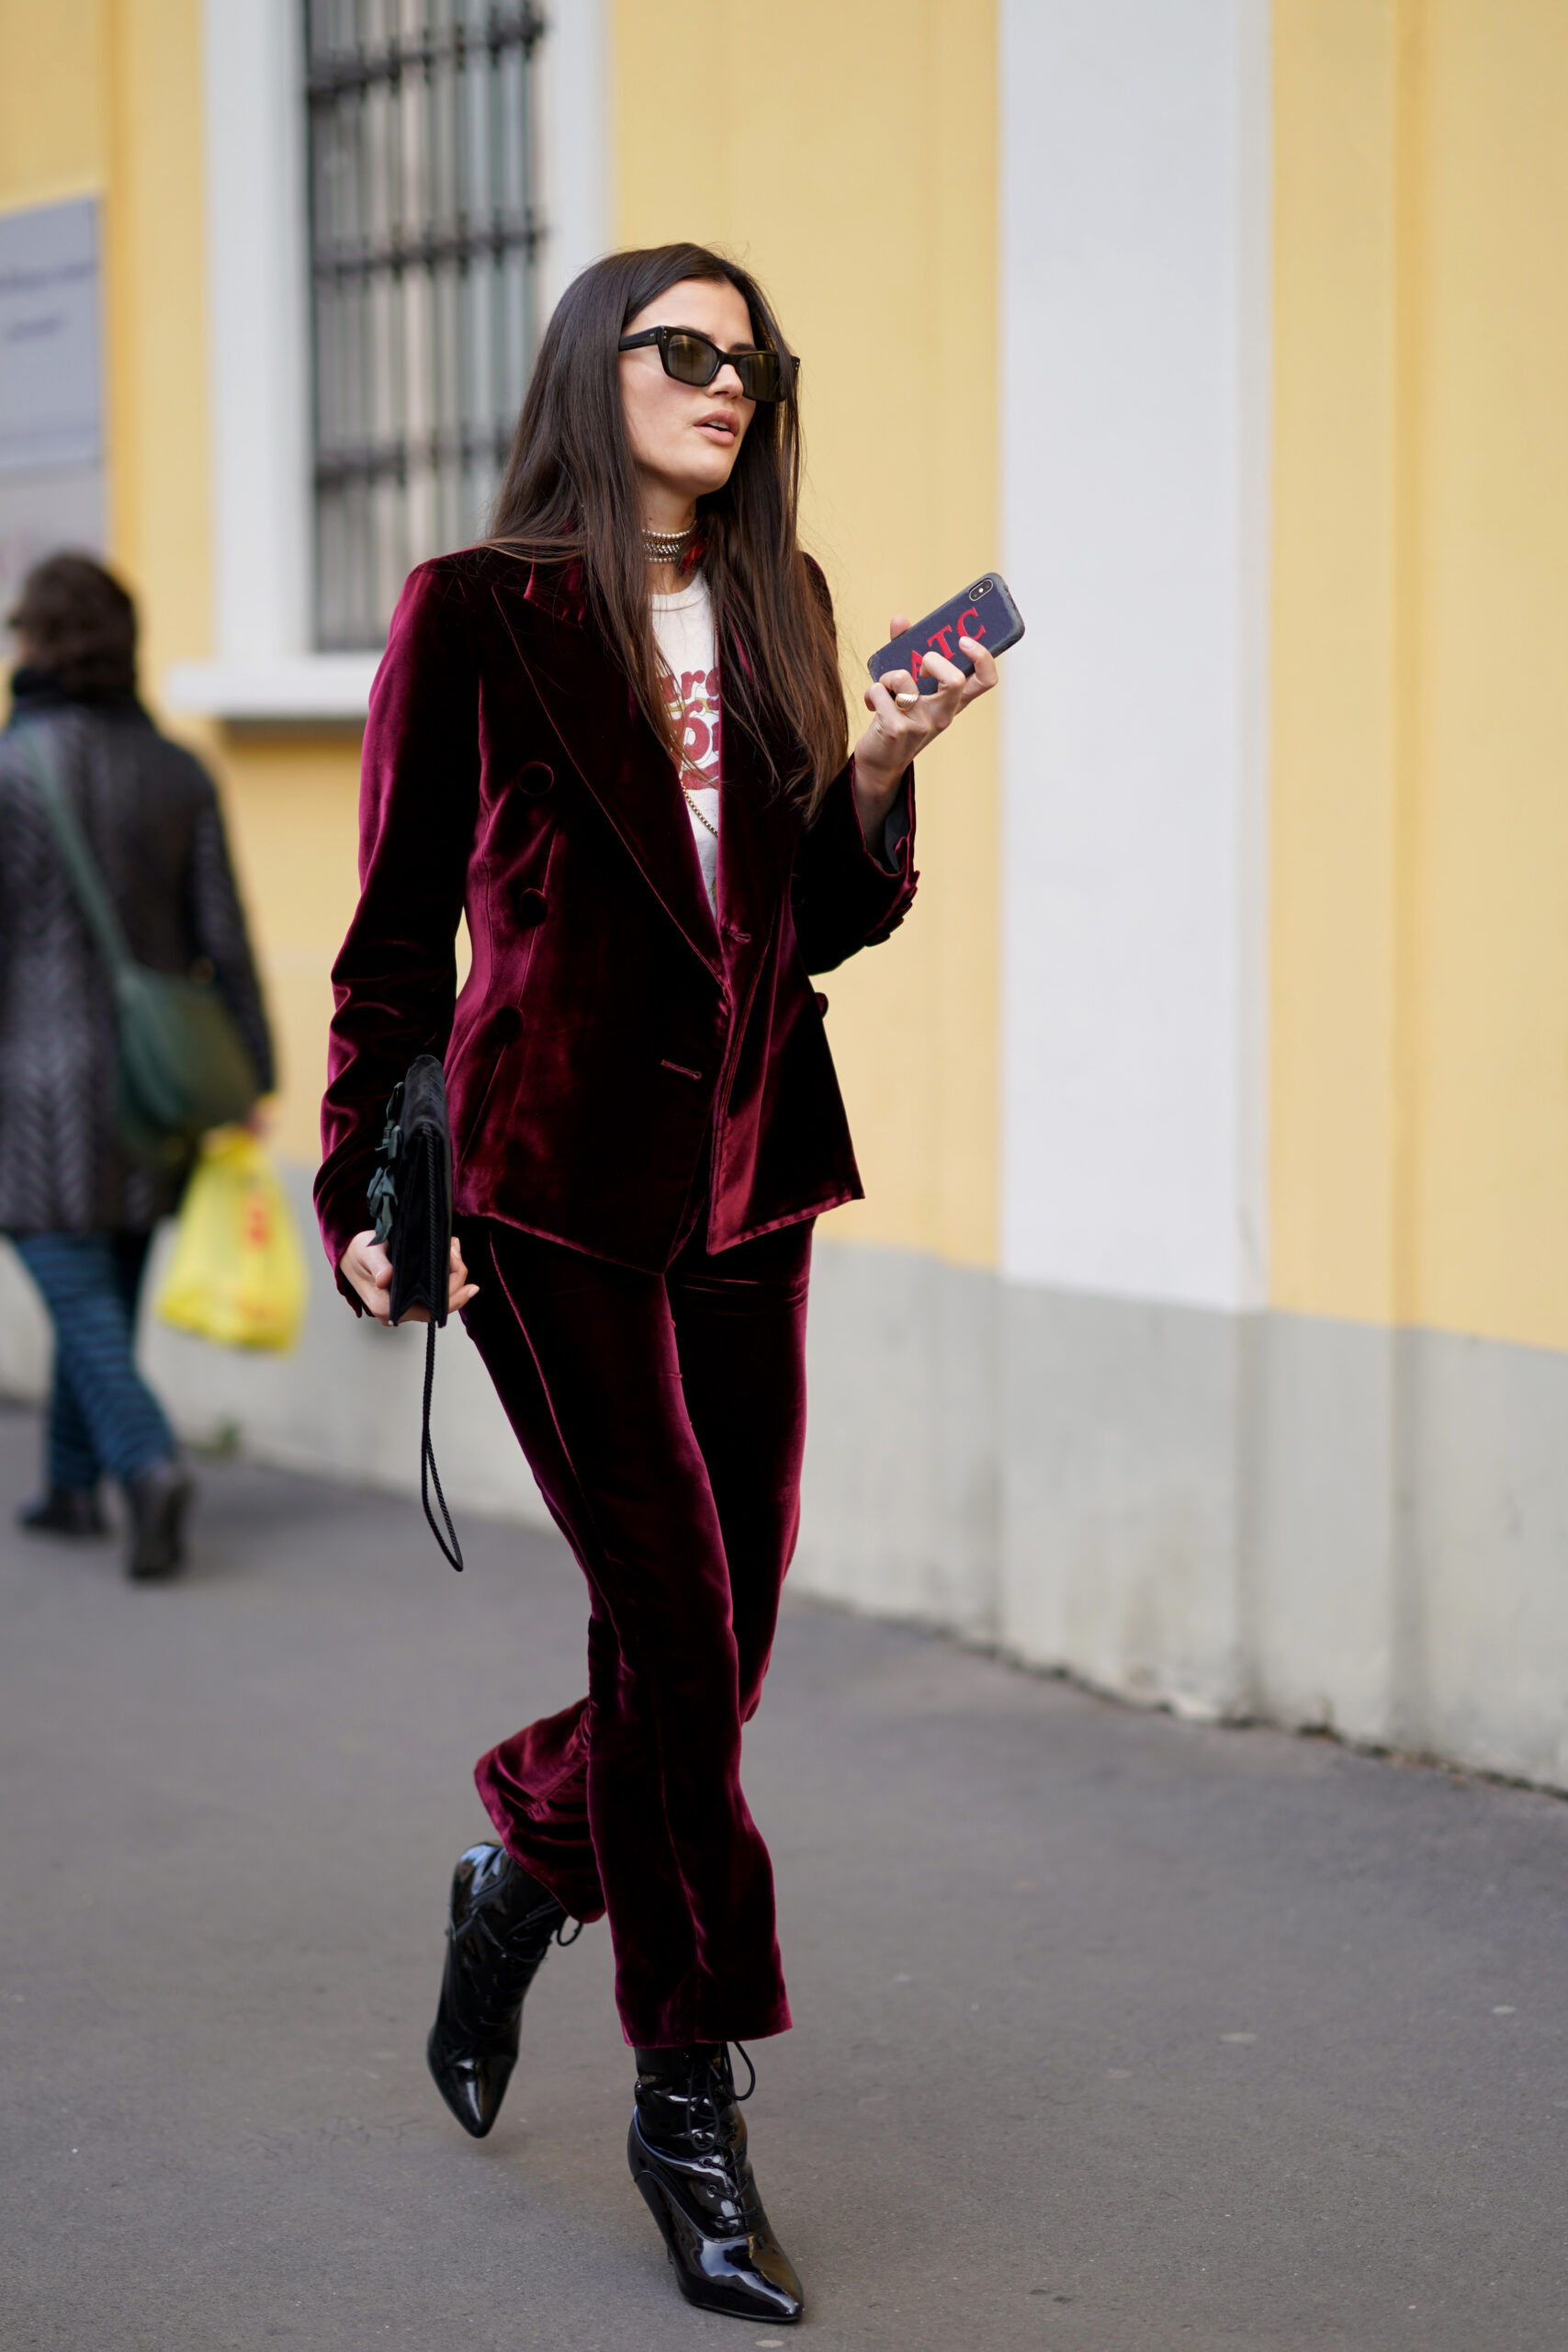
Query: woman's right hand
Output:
[[339, 1230, 478, 1323]]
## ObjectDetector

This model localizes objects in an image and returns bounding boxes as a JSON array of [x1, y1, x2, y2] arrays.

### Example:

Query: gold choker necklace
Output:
[[643, 522, 697, 566]]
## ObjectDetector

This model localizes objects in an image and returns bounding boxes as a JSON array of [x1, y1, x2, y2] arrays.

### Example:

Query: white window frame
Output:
[[165, 0, 610, 725]]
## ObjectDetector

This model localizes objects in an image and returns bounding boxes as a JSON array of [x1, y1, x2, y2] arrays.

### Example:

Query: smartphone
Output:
[[866, 572, 1025, 697]]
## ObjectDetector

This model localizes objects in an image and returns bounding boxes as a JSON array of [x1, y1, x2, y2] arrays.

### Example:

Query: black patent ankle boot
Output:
[[425, 1842, 570, 2137], [627, 2044, 804, 2324]]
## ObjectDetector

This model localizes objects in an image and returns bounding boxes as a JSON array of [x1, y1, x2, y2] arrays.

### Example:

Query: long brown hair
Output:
[[489, 243, 847, 815]]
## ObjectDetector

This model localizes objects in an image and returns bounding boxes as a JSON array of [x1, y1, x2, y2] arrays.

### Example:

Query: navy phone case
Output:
[[866, 572, 1025, 697]]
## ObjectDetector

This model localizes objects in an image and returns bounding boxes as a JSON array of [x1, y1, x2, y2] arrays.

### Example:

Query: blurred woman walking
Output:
[[0, 553, 273, 1577]]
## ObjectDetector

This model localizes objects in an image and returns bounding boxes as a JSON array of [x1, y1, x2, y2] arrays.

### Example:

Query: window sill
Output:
[[163, 653, 380, 724]]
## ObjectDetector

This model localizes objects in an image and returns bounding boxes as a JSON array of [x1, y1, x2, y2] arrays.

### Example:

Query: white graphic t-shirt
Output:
[[650, 577, 721, 909]]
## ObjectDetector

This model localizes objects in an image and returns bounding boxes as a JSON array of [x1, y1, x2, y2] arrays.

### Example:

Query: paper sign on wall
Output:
[[0, 197, 106, 647]]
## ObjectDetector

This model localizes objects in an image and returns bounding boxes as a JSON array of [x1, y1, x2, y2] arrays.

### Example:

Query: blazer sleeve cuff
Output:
[[843, 756, 918, 936], [838, 754, 916, 865], [872, 773, 912, 872]]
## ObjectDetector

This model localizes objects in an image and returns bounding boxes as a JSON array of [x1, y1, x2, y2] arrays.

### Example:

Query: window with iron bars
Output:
[[304, 3, 545, 651]]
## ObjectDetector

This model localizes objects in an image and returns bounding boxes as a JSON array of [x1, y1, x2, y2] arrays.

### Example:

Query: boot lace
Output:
[[678, 2041, 756, 2143]]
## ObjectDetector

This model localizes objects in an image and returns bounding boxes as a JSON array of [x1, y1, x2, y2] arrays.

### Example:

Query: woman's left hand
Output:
[[851, 611, 998, 842]]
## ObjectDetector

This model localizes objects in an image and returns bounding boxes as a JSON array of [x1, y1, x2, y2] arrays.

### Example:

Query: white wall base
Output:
[[803, 1246, 1568, 1794], [794, 1244, 999, 1639], [8, 1212, 1568, 1791]]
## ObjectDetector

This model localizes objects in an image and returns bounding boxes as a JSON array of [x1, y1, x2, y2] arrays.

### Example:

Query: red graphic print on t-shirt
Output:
[[670, 667, 721, 786]]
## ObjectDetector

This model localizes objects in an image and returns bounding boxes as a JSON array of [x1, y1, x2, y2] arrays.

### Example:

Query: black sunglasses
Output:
[[617, 325, 797, 404]]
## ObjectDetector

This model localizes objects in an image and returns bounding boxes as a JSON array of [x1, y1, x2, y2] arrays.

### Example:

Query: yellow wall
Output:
[[0, 0, 362, 1168], [614, 0, 1000, 1272], [213, 740, 361, 1163], [0, 4, 108, 208], [1270, 0, 1403, 1324], [101, 0, 209, 685], [19, 4, 1568, 1327], [1271, 0, 1568, 1349]]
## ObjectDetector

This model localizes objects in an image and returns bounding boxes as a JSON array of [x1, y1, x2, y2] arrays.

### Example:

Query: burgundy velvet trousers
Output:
[[457, 1209, 814, 2049]]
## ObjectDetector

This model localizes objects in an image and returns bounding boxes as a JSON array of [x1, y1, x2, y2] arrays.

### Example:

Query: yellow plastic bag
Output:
[[154, 1127, 308, 1351]]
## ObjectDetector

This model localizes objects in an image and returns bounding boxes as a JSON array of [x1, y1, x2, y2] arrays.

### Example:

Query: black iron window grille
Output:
[[305, 2, 545, 651]]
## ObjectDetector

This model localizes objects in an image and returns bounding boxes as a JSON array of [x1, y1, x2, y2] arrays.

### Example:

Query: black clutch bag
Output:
[[367, 1054, 463, 1571]]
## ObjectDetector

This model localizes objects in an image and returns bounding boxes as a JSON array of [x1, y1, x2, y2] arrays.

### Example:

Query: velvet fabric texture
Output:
[[314, 548, 917, 1286], [462, 1208, 812, 2047], [316, 545, 921, 2049]]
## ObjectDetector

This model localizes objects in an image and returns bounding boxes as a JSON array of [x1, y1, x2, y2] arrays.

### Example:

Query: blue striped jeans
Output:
[[9, 1231, 175, 1489]]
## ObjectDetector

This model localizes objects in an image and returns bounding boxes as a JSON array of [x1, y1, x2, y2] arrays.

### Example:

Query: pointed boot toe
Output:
[[628, 2046, 805, 2324], [425, 2024, 515, 2139], [425, 1842, 569, 2138]]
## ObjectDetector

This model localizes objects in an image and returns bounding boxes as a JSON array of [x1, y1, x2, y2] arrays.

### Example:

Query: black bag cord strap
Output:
[[418, 1126, 464, 1572], [421, 1319, 463, 1571]]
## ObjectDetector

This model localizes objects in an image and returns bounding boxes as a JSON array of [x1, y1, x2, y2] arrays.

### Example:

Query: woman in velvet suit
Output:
[[315, 243, 997, 2324]]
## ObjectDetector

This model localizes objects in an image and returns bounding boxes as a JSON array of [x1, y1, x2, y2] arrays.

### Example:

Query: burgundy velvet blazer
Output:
[[314, 547, 918, 1286]]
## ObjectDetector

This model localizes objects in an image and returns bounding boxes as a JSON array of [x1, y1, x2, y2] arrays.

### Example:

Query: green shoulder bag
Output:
[[20, 727, 261, 1168]]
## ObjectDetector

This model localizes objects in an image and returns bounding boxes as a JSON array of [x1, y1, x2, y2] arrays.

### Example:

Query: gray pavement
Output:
[[2, 1400, 1566, 2351]]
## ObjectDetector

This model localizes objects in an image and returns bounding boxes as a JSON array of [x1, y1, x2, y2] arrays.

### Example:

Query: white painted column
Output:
[[200, 0, 312, 672], [995, 0, 1272, 1713], [998, 0, 1271, 1315], [536, 0, 613, 315]]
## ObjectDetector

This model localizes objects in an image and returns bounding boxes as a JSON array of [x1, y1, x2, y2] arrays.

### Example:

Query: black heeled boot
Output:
[[627, 2043, 805, 2324], [425, 1842, 571, 2137]]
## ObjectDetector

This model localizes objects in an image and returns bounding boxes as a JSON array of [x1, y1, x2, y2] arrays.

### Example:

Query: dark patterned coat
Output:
[[0, 686, 275, 1234]]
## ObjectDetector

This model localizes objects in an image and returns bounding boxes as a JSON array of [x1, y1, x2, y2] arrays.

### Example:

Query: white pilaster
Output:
[[998, 0, 1272, 1313], [201, 0, 312, 670], [536, 0, 613, 316]]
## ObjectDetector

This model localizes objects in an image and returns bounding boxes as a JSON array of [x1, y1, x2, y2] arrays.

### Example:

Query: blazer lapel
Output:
[[491, 563, 722, 978]]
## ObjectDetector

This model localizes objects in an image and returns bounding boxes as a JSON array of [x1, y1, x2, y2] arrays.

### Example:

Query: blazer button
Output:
[[513, 886, 548, 927], [516, 760, 553, 796], [492, 1005, 523, 1042], [815, 991, 829, 1016]]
